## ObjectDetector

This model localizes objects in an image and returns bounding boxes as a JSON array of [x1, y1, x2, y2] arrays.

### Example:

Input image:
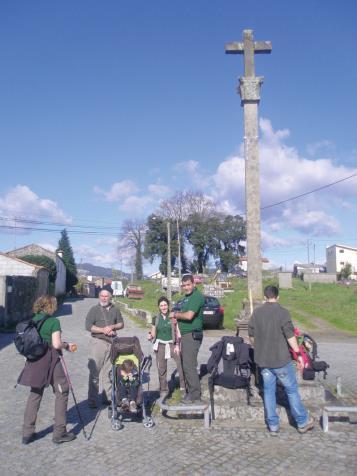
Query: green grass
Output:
[[114, 278, 357, 335]]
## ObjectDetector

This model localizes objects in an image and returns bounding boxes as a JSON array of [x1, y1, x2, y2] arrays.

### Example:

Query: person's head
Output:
[[121, 359, 136, 374], [158, 296, 170, 315], [99, 289, 112, 307], [181, 273, 195, 295], [33, 295, 57, 316], [264, 285, 279, 301]]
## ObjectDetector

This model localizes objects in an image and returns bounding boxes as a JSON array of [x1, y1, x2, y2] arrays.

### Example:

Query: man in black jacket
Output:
[[248, 285, 314, 435]]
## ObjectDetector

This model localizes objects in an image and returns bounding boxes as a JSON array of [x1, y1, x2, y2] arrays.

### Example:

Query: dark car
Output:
[[202, 296, 224, 329]]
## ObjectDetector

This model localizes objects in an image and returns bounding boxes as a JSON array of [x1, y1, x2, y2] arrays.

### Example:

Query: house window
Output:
[[340, 262, 345, 266], [339, 249, 344, 253]]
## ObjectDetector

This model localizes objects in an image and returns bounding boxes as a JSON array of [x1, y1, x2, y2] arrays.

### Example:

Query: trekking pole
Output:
[[60, 355, 89, 440]]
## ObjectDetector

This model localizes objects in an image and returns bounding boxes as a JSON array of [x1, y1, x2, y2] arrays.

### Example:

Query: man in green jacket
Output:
[[170, 274, 205, 404]]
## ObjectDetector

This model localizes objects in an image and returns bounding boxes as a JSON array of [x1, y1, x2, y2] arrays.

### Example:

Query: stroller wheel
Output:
[[111, 419, 123, 431], [143, 417, 154, 428], [108, 407, 118, 419]]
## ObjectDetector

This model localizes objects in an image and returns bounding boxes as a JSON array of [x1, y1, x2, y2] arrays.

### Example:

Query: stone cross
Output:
[[226, 30, 272, 301]]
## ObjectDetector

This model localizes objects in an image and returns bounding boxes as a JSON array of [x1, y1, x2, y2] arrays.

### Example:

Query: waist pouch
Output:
[[192, 330, 203, 341]]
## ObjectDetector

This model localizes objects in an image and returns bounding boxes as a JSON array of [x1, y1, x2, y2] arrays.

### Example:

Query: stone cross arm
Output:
[[225, 30, 272, 77]]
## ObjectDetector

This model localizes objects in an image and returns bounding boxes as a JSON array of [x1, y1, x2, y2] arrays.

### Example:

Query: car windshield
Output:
[[205, 297, 219, 306]]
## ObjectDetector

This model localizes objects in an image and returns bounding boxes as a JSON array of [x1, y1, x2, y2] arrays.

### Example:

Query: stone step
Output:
[[201, 374, 326, 422]]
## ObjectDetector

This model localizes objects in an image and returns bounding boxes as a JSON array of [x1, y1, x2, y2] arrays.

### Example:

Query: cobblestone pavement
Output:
[[1, 298, 356, 476]]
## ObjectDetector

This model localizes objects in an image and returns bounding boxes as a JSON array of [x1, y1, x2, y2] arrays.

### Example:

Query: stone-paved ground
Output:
[[0, 297, 356, 476]]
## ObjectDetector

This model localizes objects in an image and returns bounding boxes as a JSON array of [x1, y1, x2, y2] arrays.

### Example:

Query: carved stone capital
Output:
[[238, 77, 264, 101]]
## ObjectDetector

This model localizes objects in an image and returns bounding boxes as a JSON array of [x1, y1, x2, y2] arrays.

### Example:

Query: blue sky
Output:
[[1, 0, 357, 273]]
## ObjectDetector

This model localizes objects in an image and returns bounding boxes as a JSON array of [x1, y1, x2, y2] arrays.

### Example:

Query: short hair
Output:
[[264, 285, 279, 299], [182, 273, 194, 283], [33, 295, 57, 315], [121, 359, 136, 373], [158, 296, 170, 307]]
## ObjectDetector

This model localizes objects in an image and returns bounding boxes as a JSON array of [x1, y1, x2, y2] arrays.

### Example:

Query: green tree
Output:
[[21, 255, 57, 284], [340, 262, 352, 279], [57, 229, 78, 293], [185, 213, 220, 273], [216, 215, 246, 272], [143, 214, 178, 276]]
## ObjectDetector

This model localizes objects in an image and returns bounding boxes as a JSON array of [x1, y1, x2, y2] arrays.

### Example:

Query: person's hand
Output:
[[68, 343, 77, 352], [103, 325, 115, 336], [173, 345, 180, 355], [296, 355, 304, 371]]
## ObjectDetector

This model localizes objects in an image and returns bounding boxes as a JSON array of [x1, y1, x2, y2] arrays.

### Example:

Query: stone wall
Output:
[[0, 276, 37, 327], [303, 273, 337, 284]]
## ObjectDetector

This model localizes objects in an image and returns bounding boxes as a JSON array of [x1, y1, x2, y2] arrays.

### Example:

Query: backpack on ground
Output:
[[14, 315, 50, 361], [204, 336, 252, 419], [290, 330, 329, 380]]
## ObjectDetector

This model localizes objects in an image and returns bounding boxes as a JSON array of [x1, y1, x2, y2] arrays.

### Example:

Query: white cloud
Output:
[[0, 185, 72, 234], [148, 183, 170, 197], [74, 244, 119, 267], [211, 118, 357, 237], [306, 140, 334, 156], [119, 195, 155, 214], [94, 180, 139, 202]]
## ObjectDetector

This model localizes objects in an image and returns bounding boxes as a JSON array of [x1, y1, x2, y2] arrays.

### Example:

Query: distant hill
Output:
[[77, 262, 129, 279]]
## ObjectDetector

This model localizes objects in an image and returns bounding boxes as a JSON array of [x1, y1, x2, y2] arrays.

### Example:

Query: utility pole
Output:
[[307, 239, 310, 264], [177, 218, 182, 285], [167, 221, 172, 301]]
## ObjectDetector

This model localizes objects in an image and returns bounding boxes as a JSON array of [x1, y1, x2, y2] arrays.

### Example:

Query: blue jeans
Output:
[[261, 361, 308, 431]]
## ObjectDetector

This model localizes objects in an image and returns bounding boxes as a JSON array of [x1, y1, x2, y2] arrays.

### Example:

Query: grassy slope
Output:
[[116, 278, 357, 334]]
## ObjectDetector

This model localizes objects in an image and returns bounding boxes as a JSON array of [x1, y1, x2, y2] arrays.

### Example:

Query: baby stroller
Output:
[[108, 336, 154, 430]]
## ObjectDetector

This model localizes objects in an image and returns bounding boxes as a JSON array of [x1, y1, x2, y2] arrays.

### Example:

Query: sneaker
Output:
[[269, 429, 280, 437], [52, 432, 76, 444], [22, 433, 36, 445], [129, 401, 137, 412], [298, 417, 314, 434]]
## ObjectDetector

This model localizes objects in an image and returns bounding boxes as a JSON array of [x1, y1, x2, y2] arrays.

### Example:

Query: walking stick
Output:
[[60, 355, 89, 440]]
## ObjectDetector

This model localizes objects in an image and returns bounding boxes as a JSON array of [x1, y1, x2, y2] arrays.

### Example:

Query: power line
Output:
[[261, 172, 357, 210]]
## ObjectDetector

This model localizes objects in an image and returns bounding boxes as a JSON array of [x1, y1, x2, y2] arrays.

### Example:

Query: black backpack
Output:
[[205, 336, 253, 419], [14, 315, 50, 361]]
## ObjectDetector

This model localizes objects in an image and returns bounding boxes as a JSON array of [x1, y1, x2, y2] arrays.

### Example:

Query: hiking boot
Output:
[[180, 395, 203, 405], [129, 401, 137, 412], [298, 417, 314, 434], [52, 432, 76, 444], [22, 433, 36, 445]]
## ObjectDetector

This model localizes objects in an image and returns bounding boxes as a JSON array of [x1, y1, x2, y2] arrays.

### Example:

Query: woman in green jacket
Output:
[[148, 296, 186, 398], [19, 295, 77, 445]]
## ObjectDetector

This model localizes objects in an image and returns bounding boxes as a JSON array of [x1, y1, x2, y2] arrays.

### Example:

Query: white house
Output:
[[239, 256, 270, 272], [326, 244, 357, 277], [6, 244, 66, 296], [0, 253, 49, 296]]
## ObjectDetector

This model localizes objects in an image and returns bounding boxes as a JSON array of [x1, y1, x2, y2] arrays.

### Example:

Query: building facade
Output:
[[326, 244, 357, 277]]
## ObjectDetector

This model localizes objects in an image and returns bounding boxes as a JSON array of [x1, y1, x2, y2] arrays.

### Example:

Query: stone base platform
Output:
[[201, 374, 327, 424]]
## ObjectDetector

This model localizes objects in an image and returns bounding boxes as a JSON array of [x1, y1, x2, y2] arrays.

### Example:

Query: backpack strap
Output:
[[34, 314, 51, 333]]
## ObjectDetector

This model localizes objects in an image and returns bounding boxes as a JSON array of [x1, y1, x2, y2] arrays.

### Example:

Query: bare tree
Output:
[[119, 219, 146, 280], [158, 190, 216, 221]]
